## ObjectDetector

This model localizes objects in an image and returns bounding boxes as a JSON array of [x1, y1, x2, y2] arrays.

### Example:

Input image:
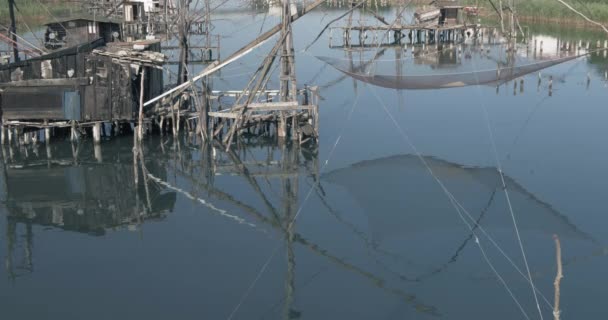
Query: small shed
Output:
[[0, 39, 165, 123], [431, 0, 464, 26], [44, 15, 121, 50]]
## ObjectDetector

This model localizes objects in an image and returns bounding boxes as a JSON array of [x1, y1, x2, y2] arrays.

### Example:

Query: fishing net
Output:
[[318, 43, 584, 89]]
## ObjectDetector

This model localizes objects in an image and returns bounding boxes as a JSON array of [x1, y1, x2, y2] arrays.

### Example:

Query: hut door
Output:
[[63, 91, 81, 120], [111, 63, 133, 120]]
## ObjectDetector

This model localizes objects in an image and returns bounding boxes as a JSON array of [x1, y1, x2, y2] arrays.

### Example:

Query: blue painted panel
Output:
[[63, 91, 81, 120]]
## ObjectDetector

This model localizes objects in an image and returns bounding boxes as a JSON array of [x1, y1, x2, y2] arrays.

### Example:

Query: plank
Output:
[[0, 77, 89, 87]]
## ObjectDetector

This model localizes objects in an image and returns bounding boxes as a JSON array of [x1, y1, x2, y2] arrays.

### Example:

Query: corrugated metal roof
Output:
[[44, 15, 122, 26]]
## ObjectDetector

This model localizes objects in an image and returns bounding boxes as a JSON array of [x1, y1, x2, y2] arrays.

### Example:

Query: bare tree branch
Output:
[[555, 0, 608, 33]]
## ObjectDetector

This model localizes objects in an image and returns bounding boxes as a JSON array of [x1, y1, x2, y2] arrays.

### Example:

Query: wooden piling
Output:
[[137, 68, 146, 141], [0, 124, 5, 145], [71, 122, 78, 142], [44, 120, 50, 143], [93, 122, 102, 144]]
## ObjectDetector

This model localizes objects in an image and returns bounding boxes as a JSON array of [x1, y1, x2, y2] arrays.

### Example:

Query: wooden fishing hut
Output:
[[0, 38, 165, 145], [329, 0, 472, 48], [43, 15, 122, 50], [432, 0, 464, 26]]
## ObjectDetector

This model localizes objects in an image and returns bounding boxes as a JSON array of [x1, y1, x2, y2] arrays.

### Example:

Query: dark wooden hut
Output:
[[43, 15, 122, 50], [0, 38, 164, 123], [431, 0, 464, 26]]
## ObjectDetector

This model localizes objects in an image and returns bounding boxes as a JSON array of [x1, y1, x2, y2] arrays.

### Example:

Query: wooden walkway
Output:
[[329, 23, 484, 48]]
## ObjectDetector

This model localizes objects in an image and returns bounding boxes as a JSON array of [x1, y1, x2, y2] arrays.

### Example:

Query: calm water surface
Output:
[[2, 3, 608, 319]]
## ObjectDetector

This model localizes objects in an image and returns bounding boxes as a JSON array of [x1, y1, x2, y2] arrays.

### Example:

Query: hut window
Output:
[[88, 22, 97, 34], [41, 60, 53, 79], [68, 21, 76, 27], [97, 61, 108, 79], [96, 61, 108, 84]]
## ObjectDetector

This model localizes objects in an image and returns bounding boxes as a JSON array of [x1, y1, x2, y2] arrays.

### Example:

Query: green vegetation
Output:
[[0, 0, 75, 26], [465, 0, 608, 25]]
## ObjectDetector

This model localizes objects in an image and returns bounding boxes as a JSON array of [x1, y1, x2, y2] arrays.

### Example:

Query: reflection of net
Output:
[[318, 55, 582, 89]]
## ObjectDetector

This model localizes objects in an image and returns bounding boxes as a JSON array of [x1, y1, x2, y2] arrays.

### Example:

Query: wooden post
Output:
[[278, 112, 287, 139], [133, 130, 139, 186], [8, 0, 20, 62], [44, 120, 51, 143], [199, 79, 210, 141], [22, 130, 30, 145], [291, 113, 297, 141], [46, 137, 52, 159], [0, 124, 5, 145], [70, 121, 79, 142], [93, 122, 102, 144], [553, 235, 563, 320], [138, 68, 145, 141], [171, 104, 177, 136], [177, 0, 190, 85], [278, 0, 298, 142]]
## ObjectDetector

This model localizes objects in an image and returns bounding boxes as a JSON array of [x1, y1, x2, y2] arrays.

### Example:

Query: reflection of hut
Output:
[[414, 44, 460, 67], [431, 0, 463, 26], [43, 16, 121, 50], [3, 142, 176, 235]]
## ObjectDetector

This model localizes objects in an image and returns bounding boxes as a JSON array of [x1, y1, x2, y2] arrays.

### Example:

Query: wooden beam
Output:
[[143, 0, 326, 107], [0, 78, 89, 87], [208, 111, 239, 119]]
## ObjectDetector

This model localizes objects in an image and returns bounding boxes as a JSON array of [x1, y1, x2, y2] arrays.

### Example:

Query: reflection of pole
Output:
[[159, 148, 437, 315], [25, 222, 33, 272], [5, 219, 16, 280], [284, 221, 296, 320], [282, 145, 298, 319]]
